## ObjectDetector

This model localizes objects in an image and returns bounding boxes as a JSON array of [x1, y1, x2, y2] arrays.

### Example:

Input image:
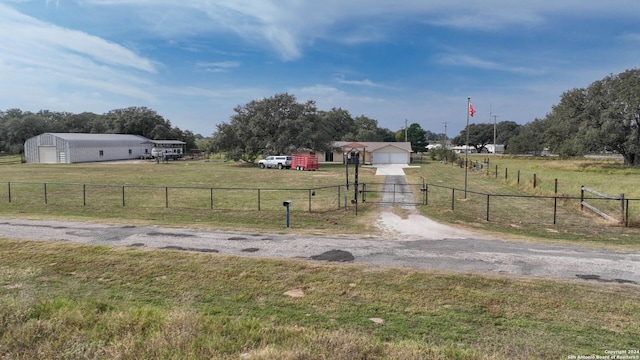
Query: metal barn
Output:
[[24, 133, 152, 164]]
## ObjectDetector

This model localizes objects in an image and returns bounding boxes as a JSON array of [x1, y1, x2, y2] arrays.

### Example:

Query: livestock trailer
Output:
[[292, 154, 318, 170]]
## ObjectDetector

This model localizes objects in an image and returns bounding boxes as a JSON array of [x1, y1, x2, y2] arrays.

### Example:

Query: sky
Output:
[[2, 1, 640, 138]]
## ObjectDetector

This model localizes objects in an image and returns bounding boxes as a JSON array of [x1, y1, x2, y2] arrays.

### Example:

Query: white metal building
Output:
[[24, 133, 153, 164]]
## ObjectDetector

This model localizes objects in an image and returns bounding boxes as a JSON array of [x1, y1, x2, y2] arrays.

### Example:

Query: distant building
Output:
[[23, 133, 185, 163], [484, 144, 505, 154]]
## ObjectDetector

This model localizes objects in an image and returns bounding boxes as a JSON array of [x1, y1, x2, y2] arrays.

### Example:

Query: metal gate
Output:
[[359, 177, 425, 205]]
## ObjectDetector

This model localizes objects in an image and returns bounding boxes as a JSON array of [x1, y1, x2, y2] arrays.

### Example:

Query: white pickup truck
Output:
[[258, 156, 292, 169]]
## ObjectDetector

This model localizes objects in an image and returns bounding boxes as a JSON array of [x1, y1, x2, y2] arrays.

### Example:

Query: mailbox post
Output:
[[283, 200, 292, 228]]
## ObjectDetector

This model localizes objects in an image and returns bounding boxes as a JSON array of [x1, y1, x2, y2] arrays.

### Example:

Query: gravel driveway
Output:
[[1, 165, 638, 285]]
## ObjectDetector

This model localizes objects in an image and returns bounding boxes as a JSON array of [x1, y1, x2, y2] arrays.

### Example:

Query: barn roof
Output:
[[46, 133, 150, 147]]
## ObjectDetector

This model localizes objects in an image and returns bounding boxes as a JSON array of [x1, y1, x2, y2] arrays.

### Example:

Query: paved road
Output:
[[0, 217, 638, 285]]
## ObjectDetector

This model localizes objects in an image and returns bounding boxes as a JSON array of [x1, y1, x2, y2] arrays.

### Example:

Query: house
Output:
[[23, 133, 185, 164], [320, 141, 413, 165]]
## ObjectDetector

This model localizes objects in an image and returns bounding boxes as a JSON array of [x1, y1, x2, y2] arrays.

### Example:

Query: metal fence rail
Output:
[[421, 182, 639, 227], [1, 180, 638, 226], [2, 181, 344, 213]]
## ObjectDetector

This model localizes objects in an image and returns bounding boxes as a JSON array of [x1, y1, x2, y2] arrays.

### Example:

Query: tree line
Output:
[[207, 93, 432, 163], [0, 107, 198, 155]]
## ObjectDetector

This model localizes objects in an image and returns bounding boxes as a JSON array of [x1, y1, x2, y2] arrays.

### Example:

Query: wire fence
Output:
[[1, 180, 638, 227], [1, 181, 345, 213], [418, 182, 639, 227]]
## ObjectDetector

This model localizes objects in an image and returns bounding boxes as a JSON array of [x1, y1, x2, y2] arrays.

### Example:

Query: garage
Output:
[[330, 141, 412, 165], [371, 145, 410, 164]]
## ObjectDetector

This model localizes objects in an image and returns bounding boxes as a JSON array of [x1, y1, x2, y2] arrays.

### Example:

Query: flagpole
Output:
[[464, 97, 470, 199]]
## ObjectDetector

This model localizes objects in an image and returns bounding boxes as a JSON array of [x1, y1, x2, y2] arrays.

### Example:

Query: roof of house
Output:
[[333, 141, 413, 152]]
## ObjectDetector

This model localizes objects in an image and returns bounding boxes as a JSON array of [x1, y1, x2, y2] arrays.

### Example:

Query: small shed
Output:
[[24, 133, 152, 164]]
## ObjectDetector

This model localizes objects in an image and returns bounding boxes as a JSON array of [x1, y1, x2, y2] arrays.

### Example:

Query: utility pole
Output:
[[492, 115, 499, 155], [404, 119, 408, 142], [442, 121, 448, 148]]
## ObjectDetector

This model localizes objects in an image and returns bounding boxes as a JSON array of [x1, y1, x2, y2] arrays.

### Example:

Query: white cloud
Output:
[[435, 54, 545, 75], [72, 0, 640, 61], [0, 5, 156, 73], [196, 61, 241, 73]]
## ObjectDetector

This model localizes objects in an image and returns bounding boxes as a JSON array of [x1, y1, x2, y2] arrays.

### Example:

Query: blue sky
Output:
[[2, 1, 640, 137]]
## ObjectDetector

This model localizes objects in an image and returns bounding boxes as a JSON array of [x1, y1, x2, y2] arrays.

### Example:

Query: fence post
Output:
[[165, 187, 169, 208], [625, 199, 629, 227], [505, 167, 508, 181], [44, 183, 48, 204], [8, 182, 11, 203], [517, 170, 520, 185], [258, 189, 261, 211], [495, 165, 498, 179], [533, 174, 537, 188], [337, 185, 341, 209], [553, 179, 558, 225], [451, 188, 455, 210], [425, 184, 429, 205], [122, 186, 125, 207], [580, 186, 584, 210], [308, 189, 312, 213], [83, 184, 86, 206], [620, 193, 625, 225], [486, 194, 490, 221], [210, 188, 213, 209]]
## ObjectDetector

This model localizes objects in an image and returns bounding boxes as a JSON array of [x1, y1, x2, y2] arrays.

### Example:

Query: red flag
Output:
[[469, 102, 476, 117]]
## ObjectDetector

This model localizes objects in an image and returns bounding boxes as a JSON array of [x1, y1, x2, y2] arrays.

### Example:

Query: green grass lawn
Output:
[[1, 239, 638, 359]]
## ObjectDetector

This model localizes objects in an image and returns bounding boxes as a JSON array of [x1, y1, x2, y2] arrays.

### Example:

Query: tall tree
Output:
[[506, 119, 546, 155], [318, 108, 355, 141], [543, 68, 640, 164], [396, 123, 427, 152], [543, 88, 589, 157], [452, 123, 494, 153], [211, 93, 330, 162]]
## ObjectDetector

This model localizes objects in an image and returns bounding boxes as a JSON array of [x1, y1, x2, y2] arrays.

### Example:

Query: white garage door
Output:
[[372, 152, 391, 164], [38, 146, 57, 163], [373, 152, 408, 164], [390, 152, 408, 164]]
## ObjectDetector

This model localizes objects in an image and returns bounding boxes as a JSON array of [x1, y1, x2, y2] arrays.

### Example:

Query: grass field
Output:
[[0, 161, 381, 234], [405, 155, 640, 249], [1, 157, 639, 246], [1, 239, 638, 359], [1, 157, 639, 358]]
